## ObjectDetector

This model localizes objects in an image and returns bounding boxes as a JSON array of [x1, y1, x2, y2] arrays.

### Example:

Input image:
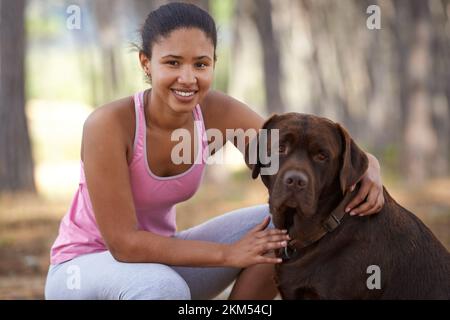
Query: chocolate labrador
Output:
[[247, 113, 450, 299]]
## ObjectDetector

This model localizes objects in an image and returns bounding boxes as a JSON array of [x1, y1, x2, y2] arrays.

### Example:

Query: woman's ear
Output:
[[139, 51, 151, 75]]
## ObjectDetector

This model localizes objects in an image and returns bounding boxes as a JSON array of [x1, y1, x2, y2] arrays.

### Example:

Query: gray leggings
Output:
[[44, 204, 272, 300]]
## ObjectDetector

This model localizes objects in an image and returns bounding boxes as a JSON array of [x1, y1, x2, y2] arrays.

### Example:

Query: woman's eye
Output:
[[314, 152, 328, 162], [195, 62, 207, 69], [167, 61, 179, 66]]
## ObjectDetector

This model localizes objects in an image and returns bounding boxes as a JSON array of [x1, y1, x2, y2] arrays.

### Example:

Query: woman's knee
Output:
[[235, 204, 274, 229], [183, 204, 274, 244], [249, 204, 272, 222], [218, 204, 274, 243]]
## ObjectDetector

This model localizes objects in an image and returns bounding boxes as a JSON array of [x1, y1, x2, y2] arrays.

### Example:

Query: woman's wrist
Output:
[[218, 243, 234, 267]]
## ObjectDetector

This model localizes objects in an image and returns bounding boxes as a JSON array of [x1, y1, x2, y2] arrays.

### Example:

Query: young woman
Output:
[[45, 3, 384, 300]]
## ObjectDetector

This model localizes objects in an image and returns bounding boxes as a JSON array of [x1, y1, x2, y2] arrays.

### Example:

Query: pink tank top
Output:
[[50, 91, 208, 265]]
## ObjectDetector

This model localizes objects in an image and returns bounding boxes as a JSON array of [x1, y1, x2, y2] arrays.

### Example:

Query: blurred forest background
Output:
[[0, 0, 449, 299]]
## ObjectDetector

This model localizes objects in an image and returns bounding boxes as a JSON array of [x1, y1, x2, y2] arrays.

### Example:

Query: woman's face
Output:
[[142, 28, 215, 114]]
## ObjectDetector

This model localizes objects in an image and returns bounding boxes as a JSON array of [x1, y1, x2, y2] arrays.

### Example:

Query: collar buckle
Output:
[[282, 242, 297, 260]]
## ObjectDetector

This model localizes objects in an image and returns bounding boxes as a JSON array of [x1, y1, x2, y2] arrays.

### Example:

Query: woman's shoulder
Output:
[[85, 96, 134, 126], [84, 96, 136, 138], [201, 90, 263, 131], [202, 90, 241, 112], [201, 90, 244, 125], [81, 95, 136, 161]]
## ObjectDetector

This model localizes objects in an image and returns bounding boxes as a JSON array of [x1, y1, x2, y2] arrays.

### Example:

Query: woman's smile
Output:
[[171, 88, 198, 103]]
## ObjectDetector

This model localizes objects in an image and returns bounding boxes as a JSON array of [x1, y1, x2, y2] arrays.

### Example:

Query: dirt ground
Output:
[[0, 175, 449, 300]]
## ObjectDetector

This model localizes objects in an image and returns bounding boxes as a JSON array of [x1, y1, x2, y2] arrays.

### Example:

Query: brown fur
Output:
[[249, 113, 450, 299]]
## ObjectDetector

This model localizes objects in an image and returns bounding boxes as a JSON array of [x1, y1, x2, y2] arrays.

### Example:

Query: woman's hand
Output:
[[346, 153, 385, 217], [224, 216, 289, 268]]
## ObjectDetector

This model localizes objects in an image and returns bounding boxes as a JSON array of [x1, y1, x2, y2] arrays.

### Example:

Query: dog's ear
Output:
[[336, 123, 369, 194], [245, 114, 279, 179]]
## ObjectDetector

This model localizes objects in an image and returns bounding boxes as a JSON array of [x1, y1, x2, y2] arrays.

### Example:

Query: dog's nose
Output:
[[283, 170, 308, 190]]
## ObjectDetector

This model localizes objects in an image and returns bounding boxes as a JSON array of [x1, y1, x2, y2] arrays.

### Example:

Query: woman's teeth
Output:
[[173, 90, 195, 97]]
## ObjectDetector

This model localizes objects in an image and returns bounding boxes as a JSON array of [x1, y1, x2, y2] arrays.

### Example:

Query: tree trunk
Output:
[[400, 0, 437, 183], [132, 0, 158, 25], [92, 0, 122, 103], [298, 0, 356, 129], [0, 0, 36, 194], [429, 0, 450, 176], [248, 0, 285, 114]]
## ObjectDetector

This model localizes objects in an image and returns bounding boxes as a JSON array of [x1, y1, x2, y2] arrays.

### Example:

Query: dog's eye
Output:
[[314, 152, 328, 162], [278, 145, 288, 154]]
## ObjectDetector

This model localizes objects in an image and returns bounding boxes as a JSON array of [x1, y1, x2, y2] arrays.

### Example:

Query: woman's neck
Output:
[[145, 89, 192, 131]]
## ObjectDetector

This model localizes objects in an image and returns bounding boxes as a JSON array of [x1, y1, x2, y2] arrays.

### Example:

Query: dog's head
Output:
[[246, 113, 368, 232]]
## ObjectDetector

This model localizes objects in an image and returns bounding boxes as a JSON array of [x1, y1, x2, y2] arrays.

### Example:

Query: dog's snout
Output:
[[283, 170, 309, 190]]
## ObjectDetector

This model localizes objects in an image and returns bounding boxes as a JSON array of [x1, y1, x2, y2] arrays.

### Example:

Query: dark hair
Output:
[[140, 2, 217, 61]]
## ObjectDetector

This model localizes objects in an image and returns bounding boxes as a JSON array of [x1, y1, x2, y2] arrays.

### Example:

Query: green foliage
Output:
[[210, 0, 235, 25], [26, 48, 89, 103], [26, 5, 63, 40]]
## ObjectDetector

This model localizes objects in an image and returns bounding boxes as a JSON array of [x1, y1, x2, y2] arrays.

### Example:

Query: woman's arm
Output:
[[82, 104, 286, 267]]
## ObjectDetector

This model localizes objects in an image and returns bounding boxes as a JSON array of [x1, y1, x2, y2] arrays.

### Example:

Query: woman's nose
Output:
[[177, 66, 197, 85]]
